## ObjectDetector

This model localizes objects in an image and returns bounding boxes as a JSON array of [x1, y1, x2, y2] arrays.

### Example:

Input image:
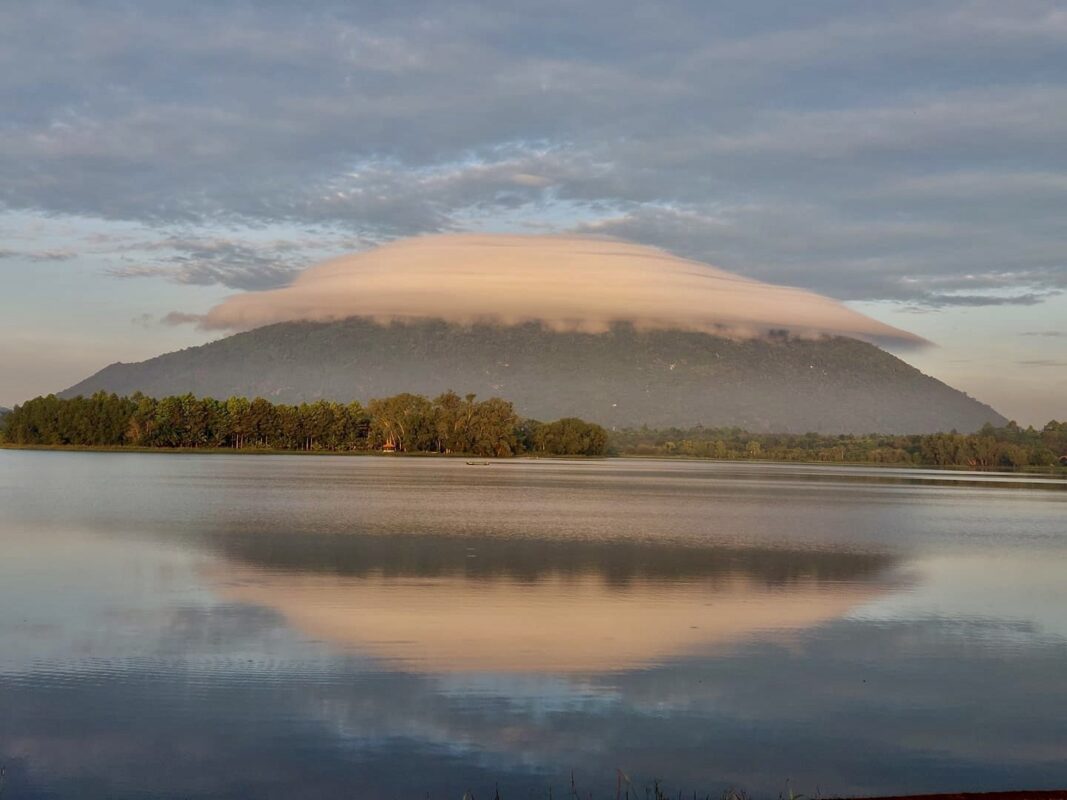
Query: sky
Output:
[[1, 0, 1065, 424]]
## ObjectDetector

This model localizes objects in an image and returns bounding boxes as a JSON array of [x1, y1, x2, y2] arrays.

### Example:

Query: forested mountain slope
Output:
[[61, 318, 1006, 434]]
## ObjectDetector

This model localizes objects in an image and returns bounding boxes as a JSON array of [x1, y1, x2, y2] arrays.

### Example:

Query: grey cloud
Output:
[[160, 311, 204, 326], [110, 262, 297, 291], [1021, 331, 1067, 337], [106, 235, 360, 290], [0, 247, 78, 262], [685, 3, 1067, 73], [707, 86, 1067, 160], [1017, 359, 1067, 367], [885, 170, 1067, 199], [912, 292, 1056, 308], [575, 204, 1067, 305], [1, 1, 1066, 304]]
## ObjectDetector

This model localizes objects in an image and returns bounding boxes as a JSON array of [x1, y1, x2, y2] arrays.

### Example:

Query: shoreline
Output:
[[3, 442, 1064, 475]]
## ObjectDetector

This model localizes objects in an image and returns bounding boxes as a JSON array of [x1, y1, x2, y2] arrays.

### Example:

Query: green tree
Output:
[[367, 393, 435, 452]]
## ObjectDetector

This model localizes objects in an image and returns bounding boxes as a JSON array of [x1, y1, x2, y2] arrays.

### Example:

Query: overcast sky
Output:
[[1, 0, 1065, 423]]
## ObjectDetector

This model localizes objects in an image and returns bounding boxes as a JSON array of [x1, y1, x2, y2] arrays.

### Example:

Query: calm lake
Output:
[[1, 451, 1065, 798]]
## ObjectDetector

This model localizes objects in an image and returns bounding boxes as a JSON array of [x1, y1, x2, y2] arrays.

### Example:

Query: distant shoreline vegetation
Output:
[[613, 422, 1067, 469], [1, 392, 1065, 468]]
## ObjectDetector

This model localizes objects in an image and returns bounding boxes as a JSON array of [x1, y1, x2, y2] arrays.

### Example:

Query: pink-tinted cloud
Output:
[[198, 234, 924, 345]]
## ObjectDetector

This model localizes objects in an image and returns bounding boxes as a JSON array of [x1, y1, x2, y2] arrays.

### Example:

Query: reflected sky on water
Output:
[[1, 452, 1065, 798]]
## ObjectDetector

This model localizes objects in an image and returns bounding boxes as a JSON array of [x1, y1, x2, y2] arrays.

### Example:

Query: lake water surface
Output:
[[1, 451, 1066, 798]]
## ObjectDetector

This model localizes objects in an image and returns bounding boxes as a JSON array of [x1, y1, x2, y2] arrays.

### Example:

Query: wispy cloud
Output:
[[911, 293, 1058, 308], [0, 248, 77, 262], [160, 311, 204, 326], [105, 234, 364, 290]]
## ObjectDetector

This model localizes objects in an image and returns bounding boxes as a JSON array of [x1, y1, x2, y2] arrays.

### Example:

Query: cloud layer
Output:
[[198, 234, 922, 345], [1, 1, 1066, 306]]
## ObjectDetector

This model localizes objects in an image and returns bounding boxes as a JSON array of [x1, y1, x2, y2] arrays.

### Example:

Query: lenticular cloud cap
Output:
[[198, 233, 923, 346]]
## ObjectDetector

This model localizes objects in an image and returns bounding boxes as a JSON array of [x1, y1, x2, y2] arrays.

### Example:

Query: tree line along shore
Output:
[[614, 421, 1067, 468], [2, 391, 1065, 468], [0, 391, 609, 457]]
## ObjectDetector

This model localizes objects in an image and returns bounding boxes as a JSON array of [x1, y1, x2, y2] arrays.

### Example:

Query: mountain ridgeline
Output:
[[61, 318, 1005, 434]]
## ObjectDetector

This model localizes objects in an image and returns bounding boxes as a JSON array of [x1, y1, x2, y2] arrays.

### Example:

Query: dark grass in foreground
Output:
[[456, 779, 749, 800], [451, 784, 1067, 800], [0, 769, 1064, 800]]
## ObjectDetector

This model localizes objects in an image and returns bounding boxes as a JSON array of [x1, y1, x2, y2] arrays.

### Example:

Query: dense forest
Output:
[[611, 422, 1067, 468], [0, 392, 609, 457]]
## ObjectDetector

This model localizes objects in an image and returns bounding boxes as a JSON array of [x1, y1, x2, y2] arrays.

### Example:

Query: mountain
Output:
[[60, 318, 1006, 433]]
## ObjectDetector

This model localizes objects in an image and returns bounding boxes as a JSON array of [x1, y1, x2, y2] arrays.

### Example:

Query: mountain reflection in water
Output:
[[210, 533, 897, 672]]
